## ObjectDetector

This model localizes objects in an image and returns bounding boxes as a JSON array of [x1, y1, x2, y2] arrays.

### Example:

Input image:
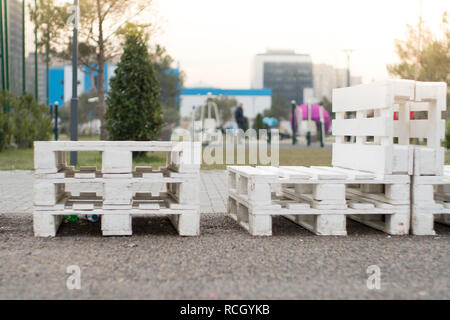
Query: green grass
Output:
[[0, 149, 167, 171], [2, 145, 450, 171], [201, 147, 332, 170], [0, 148, 35, 170], [0, 146, 332, 170]]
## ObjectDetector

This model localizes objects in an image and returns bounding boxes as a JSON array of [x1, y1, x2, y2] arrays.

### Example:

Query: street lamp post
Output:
[[291, 100, 297, 145], [0, 0, 5, 91], [34, 0, 38, 101], [343, 49, 354, 87], [70, 0, 79, 165], [3, 0, 9, 92], [54, 101, 59, 141], [22, 0, 25, 94]]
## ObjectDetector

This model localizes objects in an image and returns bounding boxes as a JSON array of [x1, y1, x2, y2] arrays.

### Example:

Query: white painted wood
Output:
[[228, 166, 411, 236], [314, 167, 375, 180], [33, 213, 63, 237], [313, 184, 345, 201], [102, 150, 132, 174], [33, 141, 201, 237], [103, 179, 132, 205], [281, 166, 347, 180], [101, 214, 132, 236], [413, 147, 444, 176], [332, 80, 446, 176], [332, 144, 392, 174], [248, 215, 272, 236], [385, 184, 410, 202], [168, 213, 200, 236], [34, 181, 65, 206], [332, 117, 392, 137]]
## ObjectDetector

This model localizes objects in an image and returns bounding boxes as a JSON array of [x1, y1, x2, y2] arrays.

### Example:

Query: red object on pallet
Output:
[[394, 111, 415, 120]]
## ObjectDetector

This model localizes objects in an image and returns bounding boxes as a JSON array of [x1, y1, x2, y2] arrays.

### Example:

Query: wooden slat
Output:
[[281, 166, 347, 180], [332, 117, 393, 137], [257, 166, 311, 179], [313, 166, 375, 180]]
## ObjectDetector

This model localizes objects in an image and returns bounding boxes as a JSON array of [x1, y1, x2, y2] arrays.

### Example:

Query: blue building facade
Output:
[[48, 64, 114, 107]]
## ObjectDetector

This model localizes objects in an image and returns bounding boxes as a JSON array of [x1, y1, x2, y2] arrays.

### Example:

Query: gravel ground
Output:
[[0, 171, 449, 299]]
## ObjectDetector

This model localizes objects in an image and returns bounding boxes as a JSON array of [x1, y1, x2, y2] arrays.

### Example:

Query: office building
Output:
[[252, 49, 313, 104], [313, 63, 362, 101], [0, 0, 24, 95]]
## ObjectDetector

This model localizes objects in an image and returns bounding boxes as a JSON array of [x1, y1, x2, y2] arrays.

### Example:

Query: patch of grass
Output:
[[0, 148, 166, 171], [2, 145, 450, 171], [0, 148, 34, 170], [201, 147, 332, 170]]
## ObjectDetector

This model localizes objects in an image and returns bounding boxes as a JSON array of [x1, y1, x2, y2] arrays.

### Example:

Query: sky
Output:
[[151, 0, 449, 88]]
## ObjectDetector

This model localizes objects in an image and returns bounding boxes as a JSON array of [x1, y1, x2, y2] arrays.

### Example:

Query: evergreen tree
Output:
[[105, 24, 163, 141]]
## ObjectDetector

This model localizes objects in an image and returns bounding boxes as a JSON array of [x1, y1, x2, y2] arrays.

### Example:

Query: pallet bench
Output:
[[332, 80, 446, 176], [227, 166, 410, 236], [33, 141, 201, 237]]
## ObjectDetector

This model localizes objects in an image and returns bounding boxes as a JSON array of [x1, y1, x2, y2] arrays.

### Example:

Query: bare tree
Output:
[[75, 0, 154, 139]]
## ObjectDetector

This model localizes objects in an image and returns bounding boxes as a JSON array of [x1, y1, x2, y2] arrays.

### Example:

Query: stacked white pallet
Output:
[[33, 141, 201, 237], [389, 81, 449, 236], [333, 79, 448, 235], [227, 166, 410, 236]]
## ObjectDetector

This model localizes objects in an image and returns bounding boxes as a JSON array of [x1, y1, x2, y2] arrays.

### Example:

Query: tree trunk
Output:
[[89, 71, 97, 92], [96, 0, 107, 140], [98, 60, 106, 139]]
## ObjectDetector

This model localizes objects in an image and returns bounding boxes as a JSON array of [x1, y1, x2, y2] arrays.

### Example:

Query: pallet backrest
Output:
[[332, 80, 447, 175]]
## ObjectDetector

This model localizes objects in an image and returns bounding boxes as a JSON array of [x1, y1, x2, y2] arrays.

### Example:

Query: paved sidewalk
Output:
[[0, 170, 449, 300], [0, 171, 34, 214]]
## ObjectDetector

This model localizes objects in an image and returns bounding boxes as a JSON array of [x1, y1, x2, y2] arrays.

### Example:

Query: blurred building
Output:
[[48, 63, 117, 106], [313, 63, 362, 102], [0, 0, 24, 95], [26, 53, 47, 104], [180, 88, 272, 120], [252, 49, 313, 104]]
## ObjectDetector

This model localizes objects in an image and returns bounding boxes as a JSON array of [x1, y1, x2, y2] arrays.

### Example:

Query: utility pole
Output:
[[293, 72, 300, 104], [4, 0, 9, 91], [343, 49, 354, 87], [34, 0, 38, 101], [343, 49, 354, 142], [22, 0, 25, 94], [291, 100, 297, 145], [414, 0, 423, 84], [54, 101, 59, 141], [70, 0, 79, 165], [0, 0, 5, 91]]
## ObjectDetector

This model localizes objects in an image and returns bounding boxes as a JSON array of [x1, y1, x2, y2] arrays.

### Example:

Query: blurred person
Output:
[[234, 103, 245, 144], [234, 103, 245, 130]]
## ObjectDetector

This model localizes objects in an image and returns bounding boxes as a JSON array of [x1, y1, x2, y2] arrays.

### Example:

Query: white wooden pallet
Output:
[[33, 141, 201, 237], [332, 80, 446, 176], [410, 166, 450, 235], [227, 166, 410, 236], [34, 141, 201, 174]]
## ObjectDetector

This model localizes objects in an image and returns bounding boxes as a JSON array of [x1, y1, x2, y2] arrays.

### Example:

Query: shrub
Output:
[[0, 109, 12, 151], [0, 91, 52, 149], [105, 24, 163, 142], [11, 94, 52, 148], [253, 113, 264, 138]]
